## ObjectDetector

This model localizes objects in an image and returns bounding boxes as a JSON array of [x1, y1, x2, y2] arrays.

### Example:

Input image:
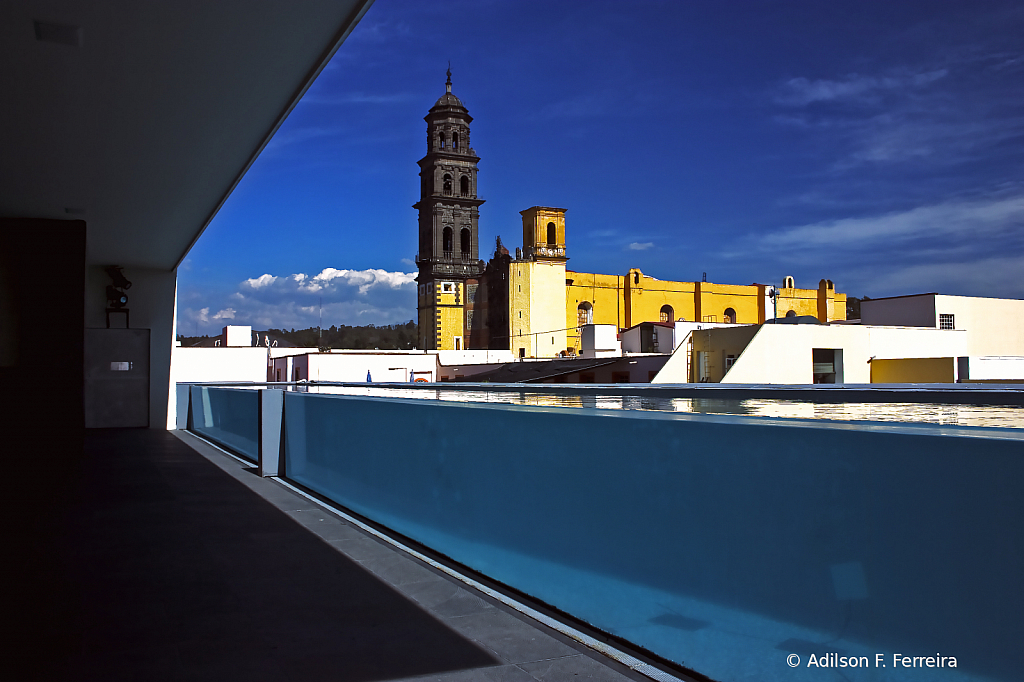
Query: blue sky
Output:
[[178, 0, 1024, 334]]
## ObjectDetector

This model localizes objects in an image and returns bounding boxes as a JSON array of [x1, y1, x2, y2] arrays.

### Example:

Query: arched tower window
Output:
[[439, 132, 445, 149], [577, 301, 593, 327], [660, 305, 674, 323], [785, 309, 796, 318], [452, 132, 459, 150], [783, 276, 795, 289], [547, 222, 556, 245], [442, 227, 453, 256], [460, 176, 469, 196], [460, 228, 471, 256], [724, 307, 736, 324], [443, 174, 452, 195]]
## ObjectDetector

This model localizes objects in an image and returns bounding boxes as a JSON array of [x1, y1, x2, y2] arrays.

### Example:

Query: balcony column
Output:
[[258, 388, 284, 477]]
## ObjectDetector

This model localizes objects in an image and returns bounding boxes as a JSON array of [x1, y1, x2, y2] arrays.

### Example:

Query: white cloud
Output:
[[244, 274, 277, 289], [183, 267, 419, 332], [628, 242, 654, 250], [757, 192, 1024, 251], [775, 70, 947, 106], [727, 190, 1024, 298]]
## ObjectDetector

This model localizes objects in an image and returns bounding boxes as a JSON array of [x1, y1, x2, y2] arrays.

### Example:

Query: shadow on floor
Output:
[[37, 428, 497, 681]]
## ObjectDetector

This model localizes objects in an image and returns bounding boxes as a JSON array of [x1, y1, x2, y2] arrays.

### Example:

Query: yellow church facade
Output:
[[503, 207, 846, 358]]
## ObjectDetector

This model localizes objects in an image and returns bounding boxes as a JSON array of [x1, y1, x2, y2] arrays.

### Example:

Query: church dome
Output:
[[433, 92, 464, 108], [430, 67, 467, 112]]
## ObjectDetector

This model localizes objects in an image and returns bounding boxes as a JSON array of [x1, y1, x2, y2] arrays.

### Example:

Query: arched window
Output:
[[660, 305, 674, 323], [460, 228, 471, 256], [443, 174, 452, 195], [452, 132, 459, 150], [783, 276, 795, 289], [724, 307, 736, 324], [785, 309, 796, 318], [547, 222, 557, 245], [577, 301, 593, 326], [439, 132, 445, 149], [442, 226, 453, 255], [460, 175, 469, 196]]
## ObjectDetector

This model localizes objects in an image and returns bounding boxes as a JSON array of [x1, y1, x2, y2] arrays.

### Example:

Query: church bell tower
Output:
[[414, 69, 485, 350]]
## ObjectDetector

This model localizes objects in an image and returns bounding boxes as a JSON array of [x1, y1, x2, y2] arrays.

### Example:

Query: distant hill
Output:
[[177, 320, 418, 350]]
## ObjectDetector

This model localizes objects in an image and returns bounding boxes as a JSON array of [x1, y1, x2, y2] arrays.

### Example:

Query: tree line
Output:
[[178, 320, 418, 350]]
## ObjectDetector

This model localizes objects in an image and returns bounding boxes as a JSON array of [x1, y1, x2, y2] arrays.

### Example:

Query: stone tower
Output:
[[414, 69, 485, 351]]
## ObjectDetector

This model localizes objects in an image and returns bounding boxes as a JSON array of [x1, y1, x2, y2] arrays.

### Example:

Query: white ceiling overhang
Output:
[[0, 0, 372, 269]]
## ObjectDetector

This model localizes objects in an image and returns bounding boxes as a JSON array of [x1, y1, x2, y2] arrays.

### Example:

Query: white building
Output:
[[861, 293, 1024, 356], [653, 323, 970, 384]]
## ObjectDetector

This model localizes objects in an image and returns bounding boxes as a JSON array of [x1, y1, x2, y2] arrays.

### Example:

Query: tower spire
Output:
[[446, 62, 452, 94]]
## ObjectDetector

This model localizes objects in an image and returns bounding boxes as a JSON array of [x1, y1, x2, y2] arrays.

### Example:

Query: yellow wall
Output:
[[624, 269, 697, 326], [509, 260, 567, 358], [420, 280, 465, 351], [694, 281, 761, 324], [565, 271, 625, 351], [510, 262, 531, 357], [870, 357, 955, 383], [529, 260, 567, 357]]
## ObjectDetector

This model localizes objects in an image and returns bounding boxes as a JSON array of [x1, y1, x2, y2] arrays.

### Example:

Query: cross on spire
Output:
[[446, 62, 452, 93]]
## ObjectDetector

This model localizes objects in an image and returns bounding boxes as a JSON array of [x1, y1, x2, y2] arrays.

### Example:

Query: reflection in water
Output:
[[296, 385, 1024, 429]]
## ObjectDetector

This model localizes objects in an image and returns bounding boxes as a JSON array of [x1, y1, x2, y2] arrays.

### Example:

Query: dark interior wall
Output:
[[1, 218, 86, 670], [0, 218, 85, 451]]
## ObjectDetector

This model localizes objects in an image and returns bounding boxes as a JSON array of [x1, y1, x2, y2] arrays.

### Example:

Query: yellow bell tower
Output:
[[509, 207, 569, 358]]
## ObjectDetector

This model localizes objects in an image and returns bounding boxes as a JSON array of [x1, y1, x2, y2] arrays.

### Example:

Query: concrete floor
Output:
[[30, 428, 669, 682]]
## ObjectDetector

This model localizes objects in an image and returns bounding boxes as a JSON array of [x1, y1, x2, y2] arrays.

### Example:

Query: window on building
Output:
[[725, 354, 737, 371], [454, 337, 461, 350], [442, 226, 453, 254], [783, 276, 795, 289], [439, 132, 445, 149], [460, 175, 469, 196], [443, 174, 452, 195], [577, 301, 593, 326], [660, 305, 674, 323], [460, 228, 471, 255], [441, 282, 455, 293], [939, 314, 955, 330], [452, 132, 459, 150], [724, 307, 736, 324], [519, 347, 526, 358], [547, 222, 556, 245], [785, 309, 796, 318]]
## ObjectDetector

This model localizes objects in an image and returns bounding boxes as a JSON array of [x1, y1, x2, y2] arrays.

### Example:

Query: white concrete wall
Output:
[[621, 325, 675, 354], [962, 356, 1024, 381], [862, 294, 1024, 356], [173, 347, 269, 383], [653, 324, 969, 384], [306, 352, 438, 383], [436, 349, 513, 365], [581, 324, 618, 351], [269, 347, 319, 359], [721, 325, 967, 384], [673, 321, 743, 349], [934, 295, 1024, 356], [222, 325, 252, 347]]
